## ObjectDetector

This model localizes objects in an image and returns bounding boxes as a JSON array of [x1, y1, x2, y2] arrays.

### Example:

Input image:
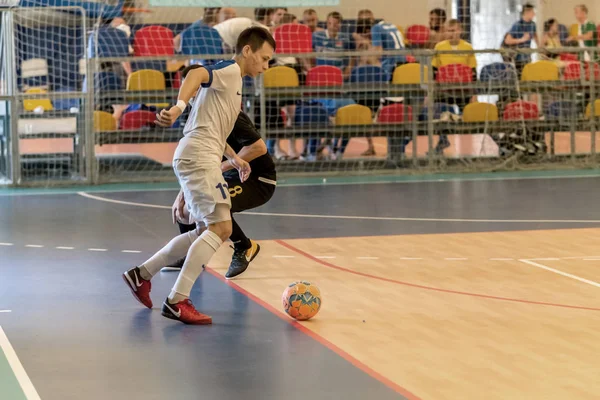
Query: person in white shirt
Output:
[[214, 17, 270, 53], [122, 27, 276, 325]]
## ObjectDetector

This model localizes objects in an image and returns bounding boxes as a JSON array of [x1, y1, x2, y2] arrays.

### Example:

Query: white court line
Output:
[[55, 246, 74, 250], [24, 245, 43, 248], [399, 257, 422, 260], [0, 310, 12, 313], [489, 258, 514, 261], [76, 192, 600, 224], [357, 256, 380, 260], [88, 248, 107, 252], [583, 258, 600, 261], [0, 326, 41, 400], [273, 255, 295, 258], [519, 259, 600, 288], [525, 258, 561, 261], [0, 243, 13, 246], [315, 256, 336, 259], [445, 258, 468, 260], [122, 250, 141, 254]]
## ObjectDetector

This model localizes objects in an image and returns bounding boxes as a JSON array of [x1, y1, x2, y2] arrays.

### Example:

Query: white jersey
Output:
[[174, 60, 242, 168], [213, 17, 269, 50]]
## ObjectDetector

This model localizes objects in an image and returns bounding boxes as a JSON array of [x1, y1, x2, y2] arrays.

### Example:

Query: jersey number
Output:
[[216, 183, 229, 199], [229, 185, 243, 198]]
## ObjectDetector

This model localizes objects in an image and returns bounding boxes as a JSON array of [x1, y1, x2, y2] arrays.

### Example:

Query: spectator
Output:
[[503, 3, 538, 74], [271, 7, 288, 27], [173, 8, 220, 52], [567, 4, 597, 62], [254, 8, 275, 27], [429, 8, 448, 47], [542, 18, 563, 62], [354, 18, 381, 67], [213, 16, 270, 53], [302, 9, 323, 33], [216, 7, 237, 24], [313, 11, 354, 79]]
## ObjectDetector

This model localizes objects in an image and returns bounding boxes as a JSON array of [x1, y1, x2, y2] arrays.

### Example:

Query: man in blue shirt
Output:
[[503, 3, 538, 73], [312, 11, 354, 78]]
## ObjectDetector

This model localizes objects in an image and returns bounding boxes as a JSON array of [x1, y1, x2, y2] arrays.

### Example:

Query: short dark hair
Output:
[[303, 9, 317, 15], [327, 11, 342, 22], [522, 3, 535, 13], [254, 8, 274, 22], [430, 8, 447, 20], [181, 64, 202, 80], [236, 26, 276, 54], [544, 18, 557, 32]]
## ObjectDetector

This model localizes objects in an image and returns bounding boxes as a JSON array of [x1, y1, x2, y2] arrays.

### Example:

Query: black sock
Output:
[[230, 216, 251, 251], [178, 221, 196, 235]]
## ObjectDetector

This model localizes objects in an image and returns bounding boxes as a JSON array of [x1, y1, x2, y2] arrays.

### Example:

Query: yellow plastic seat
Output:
[[585, 100, 600, 119], [335, 104, 372, 125], [263, 66, 299, 87], [127, 69, 168, 108], [521, 61, 559, 81], [392, 63, 428, 85], [23, 88, 53, 111], [462, 102, 499, 122], [94, 111, 117, 132]]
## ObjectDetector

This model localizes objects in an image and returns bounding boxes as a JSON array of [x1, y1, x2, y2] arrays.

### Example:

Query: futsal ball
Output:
[[282, 281, 321, 321]]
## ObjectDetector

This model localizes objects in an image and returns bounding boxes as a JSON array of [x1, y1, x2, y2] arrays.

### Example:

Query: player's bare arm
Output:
[[224, 143, 251, 182], [221, 139, 267, 173], [155, 67, 210, 127]]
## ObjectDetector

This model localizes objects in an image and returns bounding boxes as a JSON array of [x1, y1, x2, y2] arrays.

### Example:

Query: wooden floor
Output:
[[208, 228, 600, 399]]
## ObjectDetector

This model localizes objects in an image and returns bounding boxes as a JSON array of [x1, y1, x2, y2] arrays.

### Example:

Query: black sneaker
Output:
[[225, 240, 260, 279], [162, 257, 185, 272]]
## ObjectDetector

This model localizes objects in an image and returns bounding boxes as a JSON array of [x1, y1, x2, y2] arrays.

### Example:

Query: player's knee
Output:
[[208, 220, 232, 242]]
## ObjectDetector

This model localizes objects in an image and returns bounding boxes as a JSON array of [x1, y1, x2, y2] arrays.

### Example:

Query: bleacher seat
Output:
[[53, 86, 79, 110], [94, 111, 117, 132], [462, 103, 498, 122], [87, 27, 129, 58], [563, 62, 600, 81], [264, 66, 299, 87], [306, 66, 343, 87], [377, 104, 413, 123], [132, 25, 175, 71], [23, 88, 53, 111], [546, 101, 579, 120], [503, 101, 539, 120], [180, 24, 223, 65], [405, 25, 429, 47], [349, 65, 387, 83], [521, 61, 559, 81], [119, 110, 157, 130], [295, 104, 330, 156], [479, 62, 517, 82], [585, 100, 600, 119], [21, 58, 48, 89], [436, 63, 473, 83], [392, 63, 428, 84], [335, 104, 372, 125], [126, 69, 167, 108], [272, 23, 312, 54]]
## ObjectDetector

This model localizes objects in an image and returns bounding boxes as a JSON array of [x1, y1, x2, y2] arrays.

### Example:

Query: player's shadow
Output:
[[128, 308, 154, 342]]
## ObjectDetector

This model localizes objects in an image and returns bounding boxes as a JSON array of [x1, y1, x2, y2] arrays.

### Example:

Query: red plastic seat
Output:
[[503, 101, 539, 121], [306, 66, 343, 86], [562, 62, 600, 81], [377, 104, 413, 123], [437, 63, 473, 83], [272, 23, 312, 54], [119, 110, 157, 130], [406, 25, 430, 46], [133, 25, 175, 56]]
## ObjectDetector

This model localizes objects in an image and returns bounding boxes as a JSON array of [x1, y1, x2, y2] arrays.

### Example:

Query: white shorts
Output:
[[173, 159, 232, 226]]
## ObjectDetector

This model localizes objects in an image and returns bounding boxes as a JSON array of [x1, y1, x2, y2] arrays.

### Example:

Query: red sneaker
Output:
[[161, 298, 212, 325], [123, 267, 153, 309]]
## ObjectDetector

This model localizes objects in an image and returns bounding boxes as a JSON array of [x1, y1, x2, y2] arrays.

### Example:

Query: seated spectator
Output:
[[313, 12, 354, 79], [217, 7, 237, 23], [541, 18, 564, 63], [353, 19, 381, 67], [567, 4, 597, 62], [254, 7, 274, 27], [502, 3, 538, 75], [173, 8, 220, 52], [428, 8, 448, 47], [270, 7, 288, 27], [432, 19, 477, 79], [302, 9, 324, 33]]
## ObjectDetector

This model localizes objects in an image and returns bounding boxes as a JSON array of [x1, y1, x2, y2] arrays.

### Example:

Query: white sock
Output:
[[139, 230, 199, 279], [168, 230, 222, 303]]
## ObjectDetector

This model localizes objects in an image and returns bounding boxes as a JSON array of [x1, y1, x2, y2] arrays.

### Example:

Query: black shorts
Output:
[[225, 175, 276, 213]]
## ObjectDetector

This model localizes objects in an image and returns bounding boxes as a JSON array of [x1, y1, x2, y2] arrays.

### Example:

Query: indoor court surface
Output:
[[2, 174, 600, 400]]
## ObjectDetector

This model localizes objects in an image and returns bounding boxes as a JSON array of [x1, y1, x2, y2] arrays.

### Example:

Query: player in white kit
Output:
[[122, 27, 276, 325]]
